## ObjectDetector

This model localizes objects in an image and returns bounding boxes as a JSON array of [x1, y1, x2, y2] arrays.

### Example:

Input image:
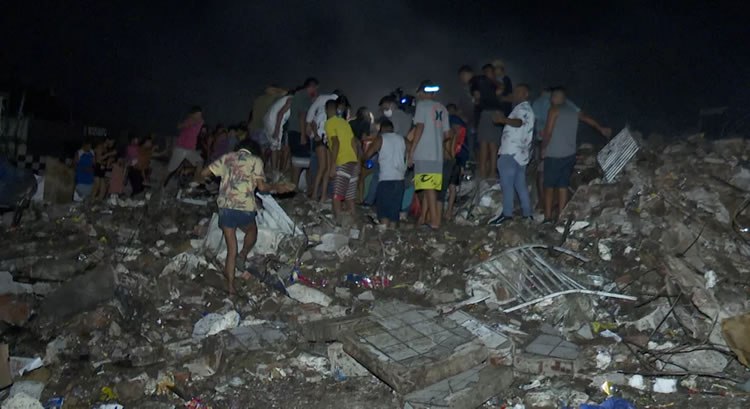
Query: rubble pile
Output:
[[1, 132, 750, 408]]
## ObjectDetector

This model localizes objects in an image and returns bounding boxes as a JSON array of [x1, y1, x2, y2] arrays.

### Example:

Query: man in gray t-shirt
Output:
[[541, 87, 611, 223], [408, 80, 451, 229]]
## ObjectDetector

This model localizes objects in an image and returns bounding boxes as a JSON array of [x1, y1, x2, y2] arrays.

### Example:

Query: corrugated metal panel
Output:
[[597, 128, 640, 183]]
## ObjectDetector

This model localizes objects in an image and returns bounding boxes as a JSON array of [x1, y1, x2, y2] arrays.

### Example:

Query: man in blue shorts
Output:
[[541, 87, 611, 223]]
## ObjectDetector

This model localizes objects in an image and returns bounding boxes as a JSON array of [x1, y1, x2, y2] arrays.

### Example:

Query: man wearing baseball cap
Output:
[[408, 80, 452, 230]]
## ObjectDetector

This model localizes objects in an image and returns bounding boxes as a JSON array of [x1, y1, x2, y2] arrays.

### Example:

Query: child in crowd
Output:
[[324, 100, 360, 220], [74, 141, 95, 200], [201, 138, 293, 296], [364, 119, 406, 228]]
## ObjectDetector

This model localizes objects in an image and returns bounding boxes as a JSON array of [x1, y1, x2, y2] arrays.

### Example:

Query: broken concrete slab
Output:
[[342, 301, 489, 394], [286, 283, 332, 307], [36, 264, 116, 325], [0, 272, 33, 295], [662, 349, 728, 373], [525, 334, 580, 360], [328, 342, 370, 377], [296, 312, 370, 342], [513, 352, 578, 377], [403, 365, 513, 409], [222, 322, 288, 352], [1, 392, 44, 409], [191, 310, 240, 340]]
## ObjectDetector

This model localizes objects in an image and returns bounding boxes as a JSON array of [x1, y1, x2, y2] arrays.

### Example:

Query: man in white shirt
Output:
[[489, 84, 535, 225], [264, 93, 293, 172]]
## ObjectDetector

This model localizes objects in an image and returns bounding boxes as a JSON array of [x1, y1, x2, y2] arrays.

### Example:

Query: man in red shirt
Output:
[[163, 106, 205, 187]]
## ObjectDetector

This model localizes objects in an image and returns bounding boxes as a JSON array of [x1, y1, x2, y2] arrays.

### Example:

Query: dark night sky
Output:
[[2, 1, 748, 137]]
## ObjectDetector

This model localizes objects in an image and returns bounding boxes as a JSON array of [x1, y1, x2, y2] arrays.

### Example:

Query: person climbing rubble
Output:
[[200, 138, 294, 295]]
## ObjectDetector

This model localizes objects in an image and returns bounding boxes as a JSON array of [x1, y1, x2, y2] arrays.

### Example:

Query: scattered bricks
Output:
[[0, 295, 32, 326]]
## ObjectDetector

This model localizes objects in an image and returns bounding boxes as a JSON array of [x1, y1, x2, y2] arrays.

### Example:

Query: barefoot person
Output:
[[200, 139, 292, 295]]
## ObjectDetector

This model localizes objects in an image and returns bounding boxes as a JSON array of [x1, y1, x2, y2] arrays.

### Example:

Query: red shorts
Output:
[[333, 162, 359, 201]]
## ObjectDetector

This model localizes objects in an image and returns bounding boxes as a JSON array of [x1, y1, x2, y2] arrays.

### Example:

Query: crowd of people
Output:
[[70, 59, 612, 295]]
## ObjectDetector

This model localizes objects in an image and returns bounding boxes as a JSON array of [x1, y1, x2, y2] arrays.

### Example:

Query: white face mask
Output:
[[383, 109, 393, 118]]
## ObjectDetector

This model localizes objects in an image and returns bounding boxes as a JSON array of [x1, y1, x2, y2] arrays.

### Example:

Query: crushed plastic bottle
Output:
[[289, 270, 328, 288]]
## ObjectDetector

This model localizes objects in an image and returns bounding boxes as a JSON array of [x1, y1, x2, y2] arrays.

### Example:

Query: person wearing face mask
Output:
[[378, 96, 412, 137], [363, 96, 414, 206]]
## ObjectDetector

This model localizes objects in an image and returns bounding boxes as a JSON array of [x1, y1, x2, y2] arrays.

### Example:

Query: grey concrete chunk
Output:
[[224, 322, 288, 351], [342, 301, 489, 394], [525, 334, 580, 360], [404, 365, 513, 409]]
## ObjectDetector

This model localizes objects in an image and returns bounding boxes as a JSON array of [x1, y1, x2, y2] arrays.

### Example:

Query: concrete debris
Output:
[[342, 301, 489, 394], [286, 283, 332, 306], [314, 233, 350, 253], [662, 349, 728, 373], [403, 365, 513, 409], [0, 271, 33, 295], [5, 135, 750, 407], [9, 381, 45, 400], [653, 378, 678, 394], [1, 393, 44, 409], [328, 342, 370, 378], [525, 334, 579, 360], [191, 310, 240, 340]]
